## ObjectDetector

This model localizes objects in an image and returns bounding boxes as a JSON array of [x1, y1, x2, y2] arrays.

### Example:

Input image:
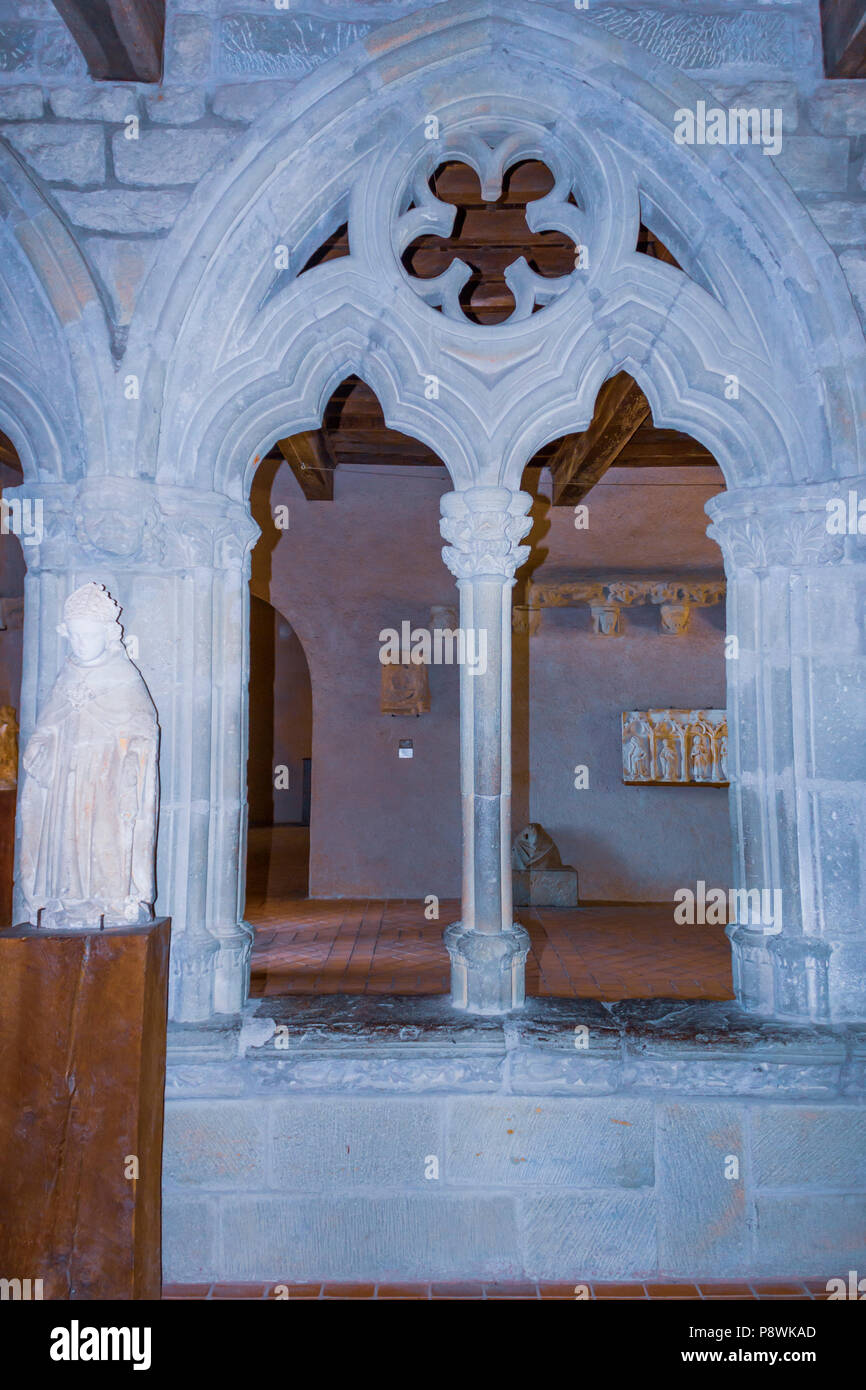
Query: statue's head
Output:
[[58, 583, 124, 664]]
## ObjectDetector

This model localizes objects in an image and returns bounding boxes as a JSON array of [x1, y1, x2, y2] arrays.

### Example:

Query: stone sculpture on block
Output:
[[512, 823, 578, 907], [622, 709, 728, 786], [0, 706, 18, 790], [19, 583, 159, 930]]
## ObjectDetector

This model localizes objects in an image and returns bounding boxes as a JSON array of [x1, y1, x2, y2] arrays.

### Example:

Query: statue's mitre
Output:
[[63, 582, 121, 624]]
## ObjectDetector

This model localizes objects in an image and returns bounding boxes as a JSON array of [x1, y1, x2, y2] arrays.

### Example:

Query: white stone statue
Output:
[[19, 583, 159, 930]]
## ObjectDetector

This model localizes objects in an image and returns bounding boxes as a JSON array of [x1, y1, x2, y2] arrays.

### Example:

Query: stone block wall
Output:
[[162, 999, 866, 1282], [0, 3, 863, 336]]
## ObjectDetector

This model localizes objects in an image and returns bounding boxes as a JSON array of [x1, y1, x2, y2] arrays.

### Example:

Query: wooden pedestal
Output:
[[0, 789, 14, 927], [0, 917, 170, 1299]]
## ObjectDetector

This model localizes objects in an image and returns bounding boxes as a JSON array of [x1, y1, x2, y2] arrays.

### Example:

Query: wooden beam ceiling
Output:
[[50, 0, 165, 82], [547, 373, 652, 505], [276, 429, 337, 502], [822, 0, 866, 78]]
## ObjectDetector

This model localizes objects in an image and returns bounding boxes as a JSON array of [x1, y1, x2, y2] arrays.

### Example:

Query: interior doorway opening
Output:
[[513, 370, 733, 1000]]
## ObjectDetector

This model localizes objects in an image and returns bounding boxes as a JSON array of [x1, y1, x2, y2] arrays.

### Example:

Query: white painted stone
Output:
[[807, 82, 866, 137], [54, 188, 191, 233], [447, 1096, 654, 1187], [752, 1106, 866, 1187], [270, 1098, 439, 1188], [165, 13, 214, 83], [18, 583, 159, 930], [708, 80, 800, 133], [144, 86, 207, 125], [163, 1100, 267, 1186], [84, 236, 160, 326], [522, 1193, 656, 1279], [806, 200, 866, 249], [754, 1196, 866, 1275], [3, 121, 105, 182], [162, 1195, 217, 1281], [49, 85, 136, 122], [0, 85, 43, 119], [211, 81, 279, 124], [840, 251, 866, 328], [112, 126, 236, 185], [772, 135, 850, 194], [218, 1194, 521, 1281], [657, 1102, 748, 1275]]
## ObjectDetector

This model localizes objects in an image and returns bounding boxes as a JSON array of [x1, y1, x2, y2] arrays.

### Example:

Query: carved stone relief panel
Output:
[[622, 709, 728, 786], [522, 578, 725, 635]]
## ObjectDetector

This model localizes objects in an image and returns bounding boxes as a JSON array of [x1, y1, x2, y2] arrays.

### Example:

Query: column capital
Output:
[[5, 477, 260, 575], [705, 482, 858, 572], [440, 486, 532, 582]]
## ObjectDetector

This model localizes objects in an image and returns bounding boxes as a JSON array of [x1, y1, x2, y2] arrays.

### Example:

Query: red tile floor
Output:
[[246, 827, 733, 1000], [164, 1280, 831, 1300]]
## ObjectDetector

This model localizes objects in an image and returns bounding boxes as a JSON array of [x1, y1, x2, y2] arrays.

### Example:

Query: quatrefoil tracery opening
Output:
[[401, 160, 579, 326]]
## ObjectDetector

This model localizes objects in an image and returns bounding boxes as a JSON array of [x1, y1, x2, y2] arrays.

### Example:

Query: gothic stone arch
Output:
[[18, 0, 864, 1022]]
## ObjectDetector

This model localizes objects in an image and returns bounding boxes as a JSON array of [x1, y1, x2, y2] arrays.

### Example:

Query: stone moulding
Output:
[[622, 708, 728, 786], [516, 577, 725, 636]]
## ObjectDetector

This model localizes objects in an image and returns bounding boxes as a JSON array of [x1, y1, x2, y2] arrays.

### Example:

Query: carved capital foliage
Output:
[[9, 478, 261, 574], [440, 487, 532, 583], [706, 491, 846, 573]]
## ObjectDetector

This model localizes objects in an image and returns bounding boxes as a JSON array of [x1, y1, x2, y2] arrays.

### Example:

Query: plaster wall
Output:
[[248, 596, 312, 826], [252, 458, 727, 901]]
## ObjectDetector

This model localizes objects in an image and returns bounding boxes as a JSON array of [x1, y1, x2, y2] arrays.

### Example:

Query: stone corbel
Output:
[[523, 576, 725, 634], [648, 581, 726, 635]]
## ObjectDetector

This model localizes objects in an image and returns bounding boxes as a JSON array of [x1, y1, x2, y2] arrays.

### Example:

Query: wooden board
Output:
[[0, 917, 170, 1299]]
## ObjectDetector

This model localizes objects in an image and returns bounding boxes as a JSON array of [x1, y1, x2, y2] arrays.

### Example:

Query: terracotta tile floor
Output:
[[248, 897, 733, 1000], [164, 1280, 830, 1300]]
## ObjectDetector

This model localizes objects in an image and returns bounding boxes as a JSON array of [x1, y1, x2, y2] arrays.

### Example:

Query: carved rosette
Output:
[[440, 487, 532, 584]]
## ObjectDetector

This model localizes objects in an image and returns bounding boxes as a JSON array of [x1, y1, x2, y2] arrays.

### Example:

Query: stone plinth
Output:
[[512, 869, 578, 908], [161, 996, 866, 1283], [0, 918, 170, 1299]]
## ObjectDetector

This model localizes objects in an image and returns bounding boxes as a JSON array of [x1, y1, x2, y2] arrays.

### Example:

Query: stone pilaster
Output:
[[707, 482, 866, 1022], [8, 475, 260, 1023], [440, 486, 532, 1013]]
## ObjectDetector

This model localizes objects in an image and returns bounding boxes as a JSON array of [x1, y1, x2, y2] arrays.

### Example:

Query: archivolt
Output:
[[131, 0, 866, 496]]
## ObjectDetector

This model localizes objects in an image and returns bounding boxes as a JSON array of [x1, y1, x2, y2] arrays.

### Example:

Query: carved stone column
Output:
[[439, 486, 532, 1013], [9, 476, 259, 1023], [707, 483, 866, 1022]]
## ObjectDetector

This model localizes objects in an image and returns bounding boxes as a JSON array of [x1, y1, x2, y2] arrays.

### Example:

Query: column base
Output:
[[168, 931, 221, 1023], [213, 920, 254, 1015], [444, 921, 530, 1015], [728, 925, 832, 1022]]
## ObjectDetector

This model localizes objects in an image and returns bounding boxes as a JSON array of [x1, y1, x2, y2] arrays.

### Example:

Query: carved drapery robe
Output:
[[19, 648, 158, 928]]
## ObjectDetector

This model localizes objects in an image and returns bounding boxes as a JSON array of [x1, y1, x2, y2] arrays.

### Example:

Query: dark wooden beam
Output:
[[50, 0, 165, 83], [548, 373, 651, 505], [276, 429, 336, 502], [822, 0, 866, 78]]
